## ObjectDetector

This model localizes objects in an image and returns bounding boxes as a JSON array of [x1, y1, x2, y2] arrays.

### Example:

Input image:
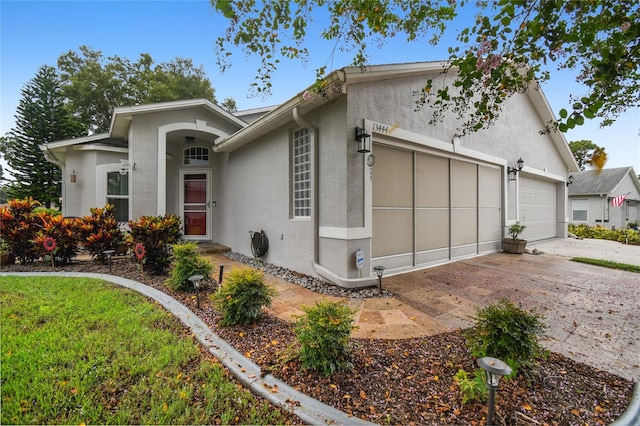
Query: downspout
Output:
[[292, 107, 319, 265]]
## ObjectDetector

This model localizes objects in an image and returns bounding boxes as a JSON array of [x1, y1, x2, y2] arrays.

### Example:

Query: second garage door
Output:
[[519, 176, 558, 241]]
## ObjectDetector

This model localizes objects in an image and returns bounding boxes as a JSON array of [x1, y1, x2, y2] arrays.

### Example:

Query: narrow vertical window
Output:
[[106, 171, 129, 222], [292, 128, 311, 218]]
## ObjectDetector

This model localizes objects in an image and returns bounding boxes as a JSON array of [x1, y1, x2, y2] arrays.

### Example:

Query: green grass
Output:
[[0, 276, 296, 425], [571, 257, 640, 273]]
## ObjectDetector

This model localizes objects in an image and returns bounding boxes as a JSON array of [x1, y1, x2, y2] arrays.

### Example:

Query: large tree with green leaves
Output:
[[213, 0, 638, 135], [57, 46, 218, 133], [568, 140, 607, 171], [0, 65, 84, 207]]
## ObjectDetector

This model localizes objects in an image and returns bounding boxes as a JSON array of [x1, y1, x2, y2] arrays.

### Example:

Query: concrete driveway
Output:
[[379, 239, 640, 380]]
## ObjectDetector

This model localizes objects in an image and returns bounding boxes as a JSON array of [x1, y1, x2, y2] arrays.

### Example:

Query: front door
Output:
[[181, 170, 210, 240]]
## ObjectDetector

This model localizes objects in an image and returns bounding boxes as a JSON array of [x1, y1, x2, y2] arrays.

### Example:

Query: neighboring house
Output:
[[41, 62, 578, 287], [567, 167, 640, 229]]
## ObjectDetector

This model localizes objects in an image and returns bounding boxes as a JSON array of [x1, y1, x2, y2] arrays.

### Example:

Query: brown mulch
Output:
[[2, 257, 635, 425]]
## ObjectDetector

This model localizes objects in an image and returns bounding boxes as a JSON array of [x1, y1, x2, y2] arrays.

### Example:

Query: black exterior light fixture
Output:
[[477, 357, 513, 426], [188, 274, 204, 309], [566, 174, 575, 187], [373, 265, 385, 294], [507, 157, 524, 181], [103, 249, 115, 273], [355, 127, 371, 153], [185, 136, 195, 144]]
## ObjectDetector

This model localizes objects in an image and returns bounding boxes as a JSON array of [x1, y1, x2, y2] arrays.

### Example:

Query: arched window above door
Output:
[[184, 146, 209, 165]]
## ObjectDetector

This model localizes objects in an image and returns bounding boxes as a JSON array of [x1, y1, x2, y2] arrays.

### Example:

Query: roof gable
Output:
[[568, 167, 639, 195]]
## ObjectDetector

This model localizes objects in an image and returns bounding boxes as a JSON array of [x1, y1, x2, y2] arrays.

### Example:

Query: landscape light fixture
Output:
[[103, 249, 115, 273], [188, 274, 204, 309], [566, 174, 574, 187], [507, 157, 524, 181], [373, 265, 385, 294], [477, 356, 512, 426], [355, 127, 371, 153]]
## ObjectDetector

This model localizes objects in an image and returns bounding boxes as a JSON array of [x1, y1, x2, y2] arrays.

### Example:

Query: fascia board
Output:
[[39, 133, 111, 152]]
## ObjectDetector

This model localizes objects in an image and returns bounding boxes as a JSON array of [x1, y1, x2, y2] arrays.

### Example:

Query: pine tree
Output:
[[3, 65, 84, 207]]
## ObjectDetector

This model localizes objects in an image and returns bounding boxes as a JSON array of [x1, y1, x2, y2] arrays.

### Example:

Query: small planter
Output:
[[502, 238, 527, 254], [0, 252, 16, 266]]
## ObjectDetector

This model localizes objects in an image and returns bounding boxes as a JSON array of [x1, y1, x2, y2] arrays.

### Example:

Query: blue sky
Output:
[[1, 0, 638, 173]]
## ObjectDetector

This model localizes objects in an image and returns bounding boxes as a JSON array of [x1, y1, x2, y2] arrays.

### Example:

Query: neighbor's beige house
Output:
[[42, 62, 579, 287]]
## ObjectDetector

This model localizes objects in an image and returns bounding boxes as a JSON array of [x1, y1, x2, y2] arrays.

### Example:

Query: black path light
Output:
[[188, 274, 204, 309], [103, 250, 115, 273], [373, 265, 385, 294], [477, 356, 512, 426]]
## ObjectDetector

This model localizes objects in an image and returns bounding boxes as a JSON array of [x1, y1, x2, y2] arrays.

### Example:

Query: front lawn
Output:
[[0, 276, 297, 425]]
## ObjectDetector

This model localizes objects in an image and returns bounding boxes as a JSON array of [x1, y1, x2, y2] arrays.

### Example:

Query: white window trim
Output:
[[183, 146, 210, 166], [571, 199, 588, 222], [96, 162, 131, 223]]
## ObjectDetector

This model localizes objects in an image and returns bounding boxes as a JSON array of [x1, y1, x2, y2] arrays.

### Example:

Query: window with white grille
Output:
[[184, 147, 209, 165], [106, 171, 129, 222], [572, 199, 588, 221], [292, 128, 311, 218]]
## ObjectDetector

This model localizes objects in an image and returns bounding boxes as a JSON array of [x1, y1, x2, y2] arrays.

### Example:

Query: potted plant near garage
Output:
[[502, 222, 527, 254]]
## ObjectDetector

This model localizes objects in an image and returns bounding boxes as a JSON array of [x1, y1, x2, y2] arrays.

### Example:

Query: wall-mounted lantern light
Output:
[[566, 174, 574, 187], [70, 170, 77, 183], [507, 157, 524, 181], [185, 136, 195, 144], [355, 127, 371, 153]]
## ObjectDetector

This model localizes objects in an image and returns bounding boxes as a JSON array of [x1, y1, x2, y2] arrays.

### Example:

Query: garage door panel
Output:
[[416, 154, 449, 208], [520, 177, 557, 241], [451, 209, 477, 246], [416, 209, 449, 251], [479, 208, 501, 242], [373, 145, 413, 208], [452, 160, 477, 208], [372, 209, 413, 257]]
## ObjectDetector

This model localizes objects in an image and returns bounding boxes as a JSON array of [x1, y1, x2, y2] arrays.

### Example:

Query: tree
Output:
[[568, 140, 607, 171], [1, 66, 84, 207], [57, 46, 219, 133], [212, 0, 639, 135], [221, 97, 238, 112]]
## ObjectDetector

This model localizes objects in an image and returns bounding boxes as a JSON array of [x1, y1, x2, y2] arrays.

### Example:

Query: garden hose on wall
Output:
[[250, 230, 269, 258]]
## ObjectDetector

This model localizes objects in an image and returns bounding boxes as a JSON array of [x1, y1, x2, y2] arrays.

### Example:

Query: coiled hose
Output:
[[250, 230, 269, 258]]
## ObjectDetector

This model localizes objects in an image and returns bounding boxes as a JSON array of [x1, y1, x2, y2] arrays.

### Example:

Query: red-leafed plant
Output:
[[128, 214, 181, 275], [33, 213, 81, 265], [78, 204, 125, 262], [43, 236, 57, 270], [0, 197, 42, 264]]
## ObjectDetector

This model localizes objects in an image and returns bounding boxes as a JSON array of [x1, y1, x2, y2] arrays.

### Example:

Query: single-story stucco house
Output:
[[567, 167, 640, 229], [41, 61, 579, 287]]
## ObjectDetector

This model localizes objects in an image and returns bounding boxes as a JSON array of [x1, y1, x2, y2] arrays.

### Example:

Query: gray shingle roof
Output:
[[568, 167, 634, 195]]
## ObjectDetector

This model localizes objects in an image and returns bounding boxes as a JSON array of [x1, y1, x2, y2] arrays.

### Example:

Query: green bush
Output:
[[212, 268, 276, 326], [127, 214, 182, 275], [166, 242, 214, 291], [569, 223, 640, 245], [78, 204, 125, 262], [294, 300, 357, 376], [465, 299, 548, 377], [454, 368, 488, 404]]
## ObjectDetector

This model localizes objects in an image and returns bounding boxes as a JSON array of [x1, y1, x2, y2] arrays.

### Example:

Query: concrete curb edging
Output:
[[611, 381, 640, 426], [1, 272, 373, 425]]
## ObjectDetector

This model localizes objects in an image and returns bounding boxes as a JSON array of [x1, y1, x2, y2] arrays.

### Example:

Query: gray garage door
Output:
[[372, 144, 501, 270], [519, 176, 558, 241]]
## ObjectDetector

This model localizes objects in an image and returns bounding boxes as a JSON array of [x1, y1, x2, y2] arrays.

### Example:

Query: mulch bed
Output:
[[2, 257, 634, 425]]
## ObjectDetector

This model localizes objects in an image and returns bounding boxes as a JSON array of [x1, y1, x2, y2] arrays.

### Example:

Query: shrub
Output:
[[212, 268, 276, 326], [569, 223, 640, 245], [166, 242, 214, 291], [454, 368, 488, 404], [294, 300, 357, 376], [465, 299, 548, 377], [507, 222, 526, 240], [32, 213, 81, 265], [127, 214, 181, 275], [0, 197, 42, 264], [78, 204, 125, 262]]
